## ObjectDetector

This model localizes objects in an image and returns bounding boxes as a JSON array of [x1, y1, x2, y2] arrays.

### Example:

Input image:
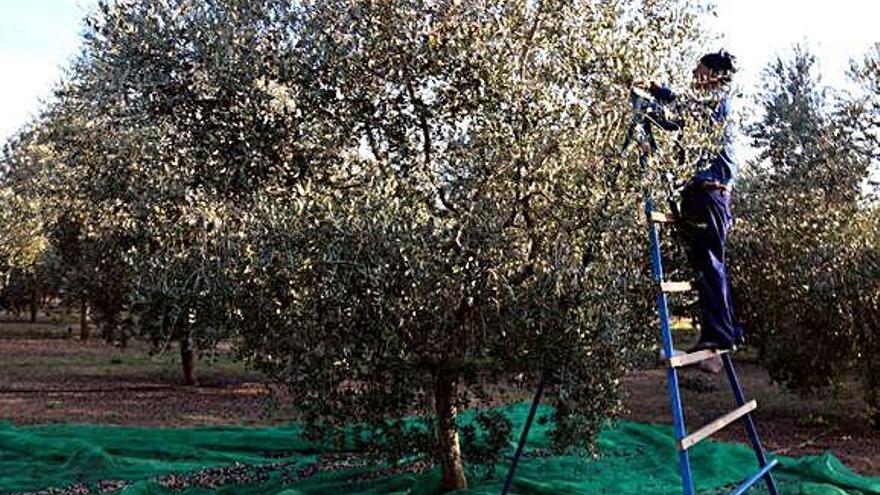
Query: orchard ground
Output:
[[1, 311, 877, 477]]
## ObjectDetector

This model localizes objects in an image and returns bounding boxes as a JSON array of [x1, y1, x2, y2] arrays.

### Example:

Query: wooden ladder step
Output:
[[679, 400, 757, 451], [651, 211, 710, 229], [668, 349, 729, 368], [650, 211, 676, 223], [661, 281, 694, 293]]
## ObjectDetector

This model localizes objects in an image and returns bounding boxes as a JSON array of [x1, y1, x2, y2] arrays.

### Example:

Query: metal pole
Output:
[[722, 354, 780, 495], [639, 115, 695, 495], [500, 375, 546, 495]]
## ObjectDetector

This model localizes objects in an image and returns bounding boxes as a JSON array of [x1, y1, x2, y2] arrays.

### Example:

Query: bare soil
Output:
[[0, 316, 288, 427], [623, 359, 880, 476]]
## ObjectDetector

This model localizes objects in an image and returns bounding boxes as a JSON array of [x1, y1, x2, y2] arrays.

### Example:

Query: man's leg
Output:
[[680, 188, 742, 348]]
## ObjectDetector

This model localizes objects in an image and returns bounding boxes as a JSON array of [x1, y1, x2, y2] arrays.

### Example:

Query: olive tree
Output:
[[230, 0, 708, 490], [14, 0, 712, 487], [851, 43, 880, 201], [0, 131, 57, 323], [41, 0, 303, 382]]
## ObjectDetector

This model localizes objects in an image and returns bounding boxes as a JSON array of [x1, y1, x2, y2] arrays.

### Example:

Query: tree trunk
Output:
[[864, 362, 880, 428], [180, 334, 197, 386], [29, 288, 38, 323], [434, 370, 467, 491], [79, 301, 90, 341]]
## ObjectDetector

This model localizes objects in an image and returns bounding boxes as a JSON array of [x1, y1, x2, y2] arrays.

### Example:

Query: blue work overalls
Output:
[[681, 96, 742, 348], [680, 184, 742, 348]]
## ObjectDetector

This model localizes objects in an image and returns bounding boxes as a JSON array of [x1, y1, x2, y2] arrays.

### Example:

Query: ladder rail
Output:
[[730, 459, 779, 495], [647, 196, 696, 495], [723, 354, 780, 495], [500, 375, 546, 495]]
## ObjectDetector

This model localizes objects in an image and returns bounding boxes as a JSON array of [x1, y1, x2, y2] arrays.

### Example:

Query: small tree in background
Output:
[[32, 0, 302, 382], [0, 132, 57, 323], [47, 214, 95, 340], [33, 100, 138, 347], [844, 44, 880, 422]]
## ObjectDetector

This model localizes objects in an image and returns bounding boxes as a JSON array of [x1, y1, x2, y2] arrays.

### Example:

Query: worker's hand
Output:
[[630, 79, 663, 103], [631, 78, 662, 91], [630, 78, 654, 90]]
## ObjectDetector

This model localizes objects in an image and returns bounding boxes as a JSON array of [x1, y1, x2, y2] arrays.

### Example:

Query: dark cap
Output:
[[700, 50, 736, 82]]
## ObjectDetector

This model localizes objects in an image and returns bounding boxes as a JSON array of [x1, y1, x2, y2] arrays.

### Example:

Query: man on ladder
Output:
[[638, 50, 742, 370], [634, 50, 779, 495], [503, 51, 780, 495]]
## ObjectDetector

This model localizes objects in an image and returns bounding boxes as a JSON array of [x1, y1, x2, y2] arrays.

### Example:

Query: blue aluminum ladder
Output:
[[631, 84, 779, 494]]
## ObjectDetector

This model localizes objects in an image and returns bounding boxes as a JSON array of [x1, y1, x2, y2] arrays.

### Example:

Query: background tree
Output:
[[850, 42, 880, 201], [0, 131, 58, 323], [731, 47, 880, 421], [34, 0, 302, 382]]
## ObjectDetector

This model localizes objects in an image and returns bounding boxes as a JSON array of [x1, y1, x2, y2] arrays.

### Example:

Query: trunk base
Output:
[[181, 336, 197, 386], [79, 301, 90, 341], [435, 370, 467, 491]]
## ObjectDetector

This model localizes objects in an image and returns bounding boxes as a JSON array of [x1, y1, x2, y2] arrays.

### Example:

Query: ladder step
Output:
[[679, 400, 757, 450], [650, 211, 710, 229], [661, 281, 694, 293], [668, 349, 729, 368], [729, 459, 778, 495], [650, 211, 676, 223]]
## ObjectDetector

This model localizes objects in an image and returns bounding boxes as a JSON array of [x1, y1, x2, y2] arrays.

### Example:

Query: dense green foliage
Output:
[[731, 47, 880, 421], [0, 131, 65, 323]]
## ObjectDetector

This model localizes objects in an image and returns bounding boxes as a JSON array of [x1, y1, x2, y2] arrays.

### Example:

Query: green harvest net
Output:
[[1, 403, 877, 494]]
